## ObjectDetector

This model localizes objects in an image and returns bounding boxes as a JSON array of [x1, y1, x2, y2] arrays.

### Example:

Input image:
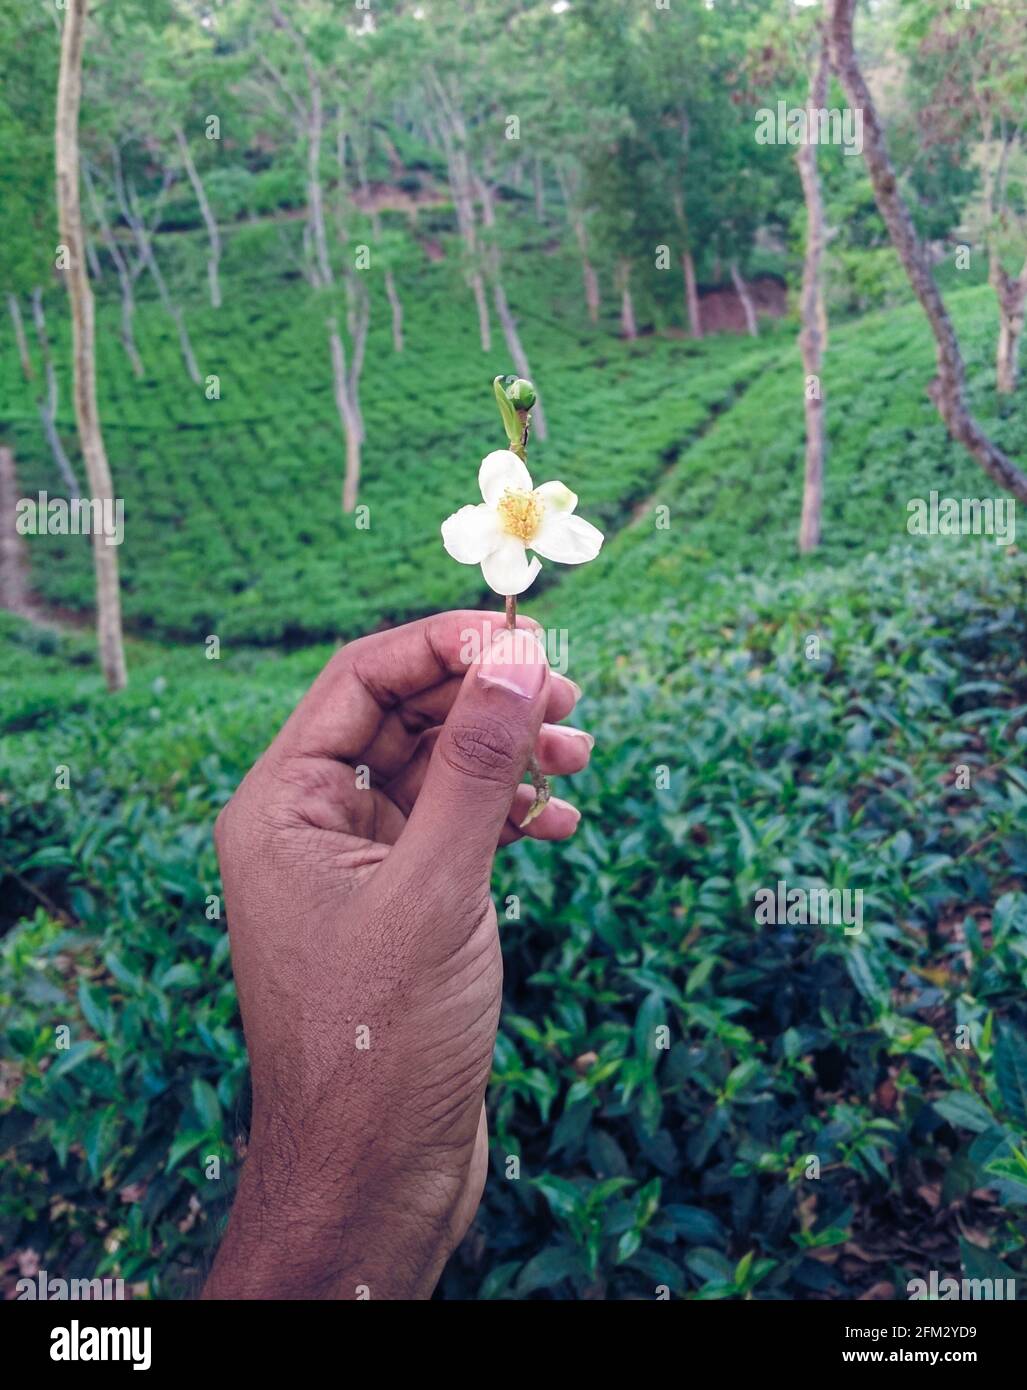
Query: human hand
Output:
[[202, 610, 591, 1299]]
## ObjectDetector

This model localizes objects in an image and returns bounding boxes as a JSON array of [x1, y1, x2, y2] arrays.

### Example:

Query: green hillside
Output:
[[0, 223, 772, 644], [537, 283, 1026, 633], [3, 243, 1027, 1297]]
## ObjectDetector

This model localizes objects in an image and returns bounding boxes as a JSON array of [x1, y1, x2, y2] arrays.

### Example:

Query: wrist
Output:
[[202, 1129, 461, 1300]]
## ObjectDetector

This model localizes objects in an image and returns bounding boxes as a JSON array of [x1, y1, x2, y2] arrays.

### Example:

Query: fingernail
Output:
[[553, 672, 582, 702], [553, 725, 594, 750], [552, 797, 581, 825], [479, 628, 547, 699]]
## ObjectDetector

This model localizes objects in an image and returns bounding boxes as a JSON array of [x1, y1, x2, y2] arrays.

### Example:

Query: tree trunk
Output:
[[682, 249, 703, 339], [426, 77, 493, 351], [83, 163, 144, 377], [168, 304, 200, 384], [330, 318, 361, 513], [341, 414, 361, 514], [617, 260, 638, 340], [671, 183, 702, 339], [55, 0, 127, 691], [116, 164, 200, 385], [306, 81, 332, 288], [556, 164, 599, 325], [492, 278, 547, 441], [174, 125, 222, 309], [829, 0, 1027, 502], [730, 259, 759, 337], [346, 274, 370, 445], [0, 446, 32, 614], [475, 174, 545, 434], [384, 267, 404, 353], [31, 287, 81, 497], [582, 257, 600, 325], [990, 254, 1027, 394], [8, 294, 34, 380], [797, 31, 829, 555], [572, 219, 599, 324], [356, 135, 403, 352], [85, 236, 102, 282], [534, 157, 544, 222], [442, 140, 488, 347], [271, 4, 370, 511]]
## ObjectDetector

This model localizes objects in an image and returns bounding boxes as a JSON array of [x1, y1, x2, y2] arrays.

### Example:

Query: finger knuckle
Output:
[[440, 716, 520, 785]]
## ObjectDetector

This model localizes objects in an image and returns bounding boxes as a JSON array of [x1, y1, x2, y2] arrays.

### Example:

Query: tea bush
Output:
[[2, 541, 1026, 1298], [3, 211, 1026, 1301]]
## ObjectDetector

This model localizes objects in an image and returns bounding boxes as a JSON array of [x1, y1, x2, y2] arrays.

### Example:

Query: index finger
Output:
[[272, 609, 545, 766]]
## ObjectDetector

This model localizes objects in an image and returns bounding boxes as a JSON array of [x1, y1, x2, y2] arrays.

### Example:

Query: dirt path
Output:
[[626, 362, 770, 528], [0, 446, 83, 630]]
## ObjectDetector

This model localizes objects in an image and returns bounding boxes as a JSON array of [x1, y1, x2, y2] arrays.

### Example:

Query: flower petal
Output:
[[441, 503, 501, 564], [480, 536, 542, 596], [531, 513, 604, 565], [479, 449, 533, 505], [534, 480, 578, 515]]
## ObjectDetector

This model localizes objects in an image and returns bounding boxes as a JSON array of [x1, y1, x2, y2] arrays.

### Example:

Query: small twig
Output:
[[505, 590, 551, 826], [0, 861, 77, 926], [505, 403, 550, 828]]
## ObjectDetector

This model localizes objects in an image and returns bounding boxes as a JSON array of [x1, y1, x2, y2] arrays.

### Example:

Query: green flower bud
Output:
[[505, 377, 536, 410]]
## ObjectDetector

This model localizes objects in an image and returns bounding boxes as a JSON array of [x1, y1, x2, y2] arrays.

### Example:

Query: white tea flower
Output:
[[442, 449, 604, 596]]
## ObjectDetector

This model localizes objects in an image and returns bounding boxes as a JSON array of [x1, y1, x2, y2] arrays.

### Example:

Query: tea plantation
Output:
[[2, 231, 1027, 1299]]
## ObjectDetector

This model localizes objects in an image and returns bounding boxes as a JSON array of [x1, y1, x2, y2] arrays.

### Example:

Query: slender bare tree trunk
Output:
[[7, 294, 34, 380], [570, 216, 599, 324], [617, 260, 638, 340], [56, 0, 127, 691], [174, 125, 222, 309], [478, 177, 547, 439], [354, 143, 404, 353], [683, 250, 705, 339], [384, 266, 404, 352], [572, 214, 600, 324], [83, 163, 144, 377], [534, 157, 544, 222], [0, 446, 33, 614], [305, 84, 332, 288], [31, 287, 81, 497], [493, 280, 548, 441], [427, 73, 491, 350], [85, 236, 102, 282], [470, 275, 491, 352], [269, 2, 371, 513], [830, 0, 1027, 502], [330, 318, 362, 513], [115, 161, 200, 385], [797, 32, 830, 555], [730, 259, 759, 337], [346, 275, 370, 446], [555, 162, 599, 324], [682, 249, 703, 339], [990, 254, 1027, 394], [671, 165, 702, 339], [582, 257, 600, 325], [442, 137, 489, 348]]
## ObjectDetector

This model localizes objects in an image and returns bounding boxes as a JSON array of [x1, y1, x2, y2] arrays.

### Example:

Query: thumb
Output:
[[395, 624, 550, 885]]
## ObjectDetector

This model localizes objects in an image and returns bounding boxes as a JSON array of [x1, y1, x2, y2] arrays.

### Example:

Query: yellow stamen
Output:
[[496, 487, 543, 543]]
